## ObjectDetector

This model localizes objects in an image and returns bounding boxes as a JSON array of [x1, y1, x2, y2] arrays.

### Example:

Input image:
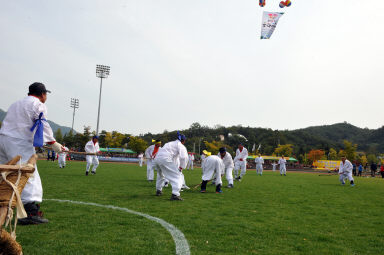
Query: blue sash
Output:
[[30, 112, 46, 147]]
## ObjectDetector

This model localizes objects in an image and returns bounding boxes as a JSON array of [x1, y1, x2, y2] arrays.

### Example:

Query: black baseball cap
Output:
[[219, 147, 227, 153], [28, 82, 51, 95]]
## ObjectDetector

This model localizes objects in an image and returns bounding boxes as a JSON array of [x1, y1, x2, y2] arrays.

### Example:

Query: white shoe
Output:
[[182, 185, 190, 190]]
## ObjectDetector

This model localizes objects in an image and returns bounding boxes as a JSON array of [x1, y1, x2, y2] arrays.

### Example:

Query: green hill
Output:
[[141, 122, 384, 156]]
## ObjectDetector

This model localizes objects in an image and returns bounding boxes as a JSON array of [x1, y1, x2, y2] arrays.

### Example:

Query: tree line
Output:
[[53, 122, 384, 164]]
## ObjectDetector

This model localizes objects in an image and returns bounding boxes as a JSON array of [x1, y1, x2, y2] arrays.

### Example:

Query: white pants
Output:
[[202, 166, 222, 185], [0, 135, 43, 203], [187, 160, 194, 170], [58, 155, 66, 168], [154, 157, 182, 196], [147, 160, 154, 181], [139, 158, 143, 167], [280, 166, 286, 175], [339, 172, 354, 183], [180, 172, 187, 186], [256, 164, 263, 175], [272, 165, 276, 171], [225, 167, 233, 185], [234, 161, 247, 178], [156, 172, 169, 186], [86, 155, 99, 172]]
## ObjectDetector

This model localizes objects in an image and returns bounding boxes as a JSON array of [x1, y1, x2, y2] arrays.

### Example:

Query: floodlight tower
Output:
[[95, 64, 110, 136], [70, 98, 79, 132]]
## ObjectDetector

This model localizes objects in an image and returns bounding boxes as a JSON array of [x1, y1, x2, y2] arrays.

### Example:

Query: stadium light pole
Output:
[[96, 64, 110, 136], [70, 98, 79, 133]]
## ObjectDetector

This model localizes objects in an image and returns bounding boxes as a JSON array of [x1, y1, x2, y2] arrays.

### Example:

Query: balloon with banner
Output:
[[260, 11, 284, 39]]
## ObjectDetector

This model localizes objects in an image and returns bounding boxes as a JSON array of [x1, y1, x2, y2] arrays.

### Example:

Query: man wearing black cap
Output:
[[0, 82, 64, 225], [218, 147, 235, 188], [85, 136, 100, 175]]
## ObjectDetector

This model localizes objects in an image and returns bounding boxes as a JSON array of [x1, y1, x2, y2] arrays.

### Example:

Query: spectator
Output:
[[358, 163, 363, 177], [370, 162, 377, 177], [352, 162, 357, 176], [380, 165, 384, 178]]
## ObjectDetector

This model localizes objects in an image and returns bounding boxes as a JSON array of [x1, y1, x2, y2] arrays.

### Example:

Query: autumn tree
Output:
[[328, 148, 338, 160], [204, 141, 234, 155], [128, 136, 148, 153], [343, 140, 357, 161], [104, 131, 126, 148], [274, 144, 293, 157], [360, 155, 368, 166], [308, 149, 325, 163]]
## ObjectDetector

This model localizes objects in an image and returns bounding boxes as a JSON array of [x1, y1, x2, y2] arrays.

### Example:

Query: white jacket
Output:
[[85, 141, 100, 153], [278, 158, 286, 168], [145, 145, 155, 159], [218, 152, 234, 169], [202, 155, 225, 175], [234, 147, 248, 163], [339, 160, 353, 173], [255, 156, 264, 165], [155, 140, 188, 169], [0, 96, 55, 143], [145, 145, 161, 161]]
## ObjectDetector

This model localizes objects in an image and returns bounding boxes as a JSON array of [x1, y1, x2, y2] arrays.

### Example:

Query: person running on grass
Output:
[[234, 143, 248, 181], [255, 154, 264, 176], [339, 156, 355, 186]]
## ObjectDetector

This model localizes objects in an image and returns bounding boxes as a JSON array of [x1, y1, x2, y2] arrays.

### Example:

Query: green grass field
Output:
[[17, 160, 384, 255]]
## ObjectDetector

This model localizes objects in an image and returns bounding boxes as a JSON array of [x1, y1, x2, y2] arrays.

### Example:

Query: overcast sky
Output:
[[1, 0, 383, 135]]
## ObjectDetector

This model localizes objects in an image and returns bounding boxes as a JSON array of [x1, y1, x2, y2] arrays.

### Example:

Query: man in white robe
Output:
[[153, 132, 188, 200], [85, 136, 100, 175], [255, 154, 264, 176], [218, 147, 234, 188], [0, 82, 64, 224], [234, 143, 248, 181], [339, 156, 355, 186], [201, 150, 225, 193]]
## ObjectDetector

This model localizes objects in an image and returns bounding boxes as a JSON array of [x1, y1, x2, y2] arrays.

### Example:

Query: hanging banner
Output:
[[261, 11, 284, 39]]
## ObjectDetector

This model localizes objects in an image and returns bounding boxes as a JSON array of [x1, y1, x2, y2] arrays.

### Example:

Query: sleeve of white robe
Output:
[[178, 143, 188, 169], [145, 145, 154, 159], [34, 101, 55, 143], [218, 158, 225, 175], [242, 149, 248, 161], [234, 149, 240, 162]]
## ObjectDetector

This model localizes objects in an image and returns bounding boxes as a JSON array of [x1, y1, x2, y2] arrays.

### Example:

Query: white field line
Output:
[[44, 199, 190, 255]]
